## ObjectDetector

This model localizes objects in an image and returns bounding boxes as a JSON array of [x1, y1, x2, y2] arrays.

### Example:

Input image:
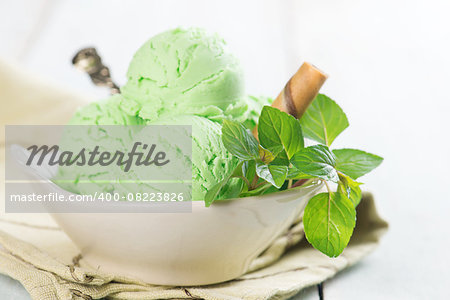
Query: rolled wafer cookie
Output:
[[253, 62, 327, 137]]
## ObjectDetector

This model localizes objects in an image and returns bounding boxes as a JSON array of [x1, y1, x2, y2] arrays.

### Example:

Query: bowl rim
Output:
[[46, 179, 323, 209], [204, 179, 323, 207]]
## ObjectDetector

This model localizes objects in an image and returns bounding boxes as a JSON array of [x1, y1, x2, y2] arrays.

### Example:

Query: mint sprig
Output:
[[258, 106, 304, 158], [221, 120, 259, 160], [211, 93, 382, 258], [303, 190, 356, 257], [256, 162, 288, 188], [333, 148, 383, 179], [338, 172, 363, 207], [290, 144, 339, 183], [300, 94, 349, 146]]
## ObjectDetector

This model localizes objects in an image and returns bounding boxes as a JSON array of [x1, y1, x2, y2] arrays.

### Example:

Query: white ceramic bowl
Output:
[[12, 144, 323, 286], [49, 183, 322, 286]]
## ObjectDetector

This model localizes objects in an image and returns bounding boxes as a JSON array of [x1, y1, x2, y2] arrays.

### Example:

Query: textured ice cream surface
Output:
[[149, 115, 242, 200], [53, 122, 193, 200], [121, 28, 245, 121], [241, 95, 273, 129], [68, 94, 144, 126], [54, 104, 240, 201], [53, 95, 143, 196], [177, 95, 272, 127], [52, 28, 261, 203]]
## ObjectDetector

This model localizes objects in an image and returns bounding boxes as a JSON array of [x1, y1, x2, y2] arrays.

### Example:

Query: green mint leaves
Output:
[[303, 191, 356, 257], [256, 162, 288, 188], [258, 106, 304, 158], [204, 179, 229, 207], [333, 148, 383, 179], [215, 93, 382, 258], [222, 120, 259, 160], [300, 94, 349, 146], [204, 161, 244, 207], [290, 144, 339, 183], [338, 172, 363, 207]]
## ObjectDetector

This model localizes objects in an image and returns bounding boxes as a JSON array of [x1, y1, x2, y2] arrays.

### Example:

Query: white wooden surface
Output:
[[1, 0, 450, 299]]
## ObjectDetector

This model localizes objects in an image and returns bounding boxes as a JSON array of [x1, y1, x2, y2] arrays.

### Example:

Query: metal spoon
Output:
[[72, 47, 120, 94]]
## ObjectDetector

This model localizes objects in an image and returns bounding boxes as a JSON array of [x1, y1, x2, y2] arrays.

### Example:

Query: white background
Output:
[[1, 0, 449, 299]]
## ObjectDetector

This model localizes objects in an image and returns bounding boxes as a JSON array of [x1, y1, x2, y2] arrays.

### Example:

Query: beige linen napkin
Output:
[[0, 59, 388, 300]]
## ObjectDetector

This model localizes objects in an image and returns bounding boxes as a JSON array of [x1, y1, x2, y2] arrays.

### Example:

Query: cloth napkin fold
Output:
[[0, 194, 387, 300], [0, 59, 388, 300]]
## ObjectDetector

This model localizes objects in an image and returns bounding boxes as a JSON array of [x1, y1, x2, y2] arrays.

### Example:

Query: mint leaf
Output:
[[256, 162, 288, 188], [242, 160, 256, 182], [230, 161, 245, 178], [338, 172, 362, 207], [333, 148, 383, 179], [205, 177, 243, 206], [259, 145, 275, 164], [258, 106, 304, 159], [290, 144, 339, 182], [222, 120, 259, 160], [220, 178, 243, 200], [303, 192, 356, 257], [206, 161, 244, 206], [205, 179, 229, 207], [239, 183, 271, 197], [300, 94, 349, 146], [287, 167, 315, 180], [271, 149, 290, 166]]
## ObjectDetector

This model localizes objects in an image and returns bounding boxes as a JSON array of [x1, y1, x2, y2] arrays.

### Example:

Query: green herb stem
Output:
[[236, 175, 251, 189], [287, 179, 293, 188], [253, 181, 269, 190], [249, 174, 259, 190], [323, 179, 332, 194], [290, 178, 314, 189]]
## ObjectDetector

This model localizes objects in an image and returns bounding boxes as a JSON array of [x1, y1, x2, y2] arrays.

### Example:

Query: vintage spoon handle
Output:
[[72, 47, 120, 95]]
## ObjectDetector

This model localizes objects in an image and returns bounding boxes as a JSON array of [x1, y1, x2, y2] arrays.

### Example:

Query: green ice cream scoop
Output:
[[54, 95, 145, 195], [68, 94, 144, 126], [54, 98, 240, 201], [121, 28, 245, 121], [149, 115, 242, 201], [53, 28, 254, 203]]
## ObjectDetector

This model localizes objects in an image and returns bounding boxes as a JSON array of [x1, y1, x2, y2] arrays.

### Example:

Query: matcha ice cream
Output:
[[56, 111, 241, 201], [68, 94, 143, 126], [54, 28, 269, 202], [149, 115, 241, 200], [121, 28, 246, 121]]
